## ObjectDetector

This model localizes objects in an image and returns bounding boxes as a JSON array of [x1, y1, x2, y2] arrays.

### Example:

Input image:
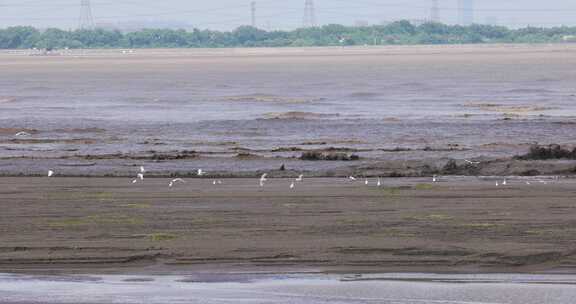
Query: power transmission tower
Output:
[[303, 0, 316, 28], [458, 0, 474, 26], [251, 1, 256, 27], [79, 0, 95, 30], [431, 0, 440, 23]]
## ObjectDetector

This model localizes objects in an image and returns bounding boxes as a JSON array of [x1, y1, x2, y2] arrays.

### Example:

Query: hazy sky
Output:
[[1, 0, 575, 30]]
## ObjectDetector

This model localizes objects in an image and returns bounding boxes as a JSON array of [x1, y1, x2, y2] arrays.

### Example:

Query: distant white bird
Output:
[[464, 159, 481, 165], [377, 178, 382, 187], [197, 169, 205, 176], [295, 174, 304, 182], [364, 179, 369, 185], [14, 131, 31, 137], [495, 181, 499, 187], [131, 166, 146, 184], [502, 179, 507, 186], [169, 178, 185, 188], [213, 180, 217, 185], [432, 175, 438, 183], [349, 176, 356, 181], [525, 181, 531, 185], [47, 170, 54, 177], [259, 173, 268, 187], [290, 182, 295, 189], [217, 180, 222, 184]]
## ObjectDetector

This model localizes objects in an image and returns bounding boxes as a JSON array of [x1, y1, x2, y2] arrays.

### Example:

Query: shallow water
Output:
[[1, 273, 576, 304], [1, 46, 576, 174]]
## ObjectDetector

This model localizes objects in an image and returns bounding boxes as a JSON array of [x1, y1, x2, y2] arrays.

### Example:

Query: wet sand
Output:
[[1, 176, 576, 274]]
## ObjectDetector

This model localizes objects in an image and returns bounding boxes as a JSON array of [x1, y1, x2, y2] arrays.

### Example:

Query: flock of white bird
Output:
[[44, 164, 556, 190]]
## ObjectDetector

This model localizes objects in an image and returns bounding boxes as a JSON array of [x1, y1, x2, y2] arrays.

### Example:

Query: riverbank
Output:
[[1, 176, 576, 275]]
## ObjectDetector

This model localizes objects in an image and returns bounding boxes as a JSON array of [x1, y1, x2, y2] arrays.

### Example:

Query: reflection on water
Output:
[[1, 273, 576, 304]]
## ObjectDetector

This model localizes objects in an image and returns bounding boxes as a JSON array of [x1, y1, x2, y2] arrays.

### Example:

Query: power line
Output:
[[431, 0, 439, 22], [251, 1, 256, 27], [2, 0, 576, 30], [303, 0, 316, 28], [458, 0, 474, 25], [78, 0, 94, 29]]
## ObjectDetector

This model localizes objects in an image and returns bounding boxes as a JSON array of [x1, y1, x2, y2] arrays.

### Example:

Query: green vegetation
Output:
[[404, 214, 454, 221], [1, 21, 576, 49], [148, 233, 177, 241], [47, 214, 143, 227], [414, 183, 437, 190]]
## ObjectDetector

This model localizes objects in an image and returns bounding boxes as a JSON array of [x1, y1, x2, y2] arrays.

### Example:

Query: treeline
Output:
[[1, 21, 576, 49]]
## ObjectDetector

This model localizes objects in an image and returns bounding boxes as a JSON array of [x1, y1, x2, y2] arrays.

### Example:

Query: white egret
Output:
[[377, 178, 382, 187], [464, 159, 480, 165], [197, 169, 205, 176], [349, 176, 356, 181], [169, 178, 186, 188], [259, 173, 268, 187], [432, 175, 438, 183], [364, 179, 369, 185], [14, 131, 31, 137], [295, 174, 304, 182], [290, 182, 295, 189], [47, 170, 54, 177]]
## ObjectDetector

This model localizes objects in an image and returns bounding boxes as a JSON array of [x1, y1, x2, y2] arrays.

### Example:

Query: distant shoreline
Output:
[[2, 43, 576, 58]]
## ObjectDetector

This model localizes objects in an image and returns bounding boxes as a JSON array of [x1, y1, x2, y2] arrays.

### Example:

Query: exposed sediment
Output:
[[1, 176, 576, 274]]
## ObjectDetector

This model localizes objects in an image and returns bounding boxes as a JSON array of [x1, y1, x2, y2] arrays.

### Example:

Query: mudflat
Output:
[[1, 176, 575, 274]]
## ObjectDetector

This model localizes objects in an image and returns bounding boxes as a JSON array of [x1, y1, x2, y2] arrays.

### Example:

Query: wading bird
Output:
[[259, 173, 268, 187], [14, 131, 31, 137], [464, 159, 480, 165], [290, 182, 295, 189], [295, 174, 304, 182], [197, 169, 205, 176], [169, 178, 185, 188], [132, 173, 144, 184], [47, 170, 54, 177], [377, 178, 382, 187]]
